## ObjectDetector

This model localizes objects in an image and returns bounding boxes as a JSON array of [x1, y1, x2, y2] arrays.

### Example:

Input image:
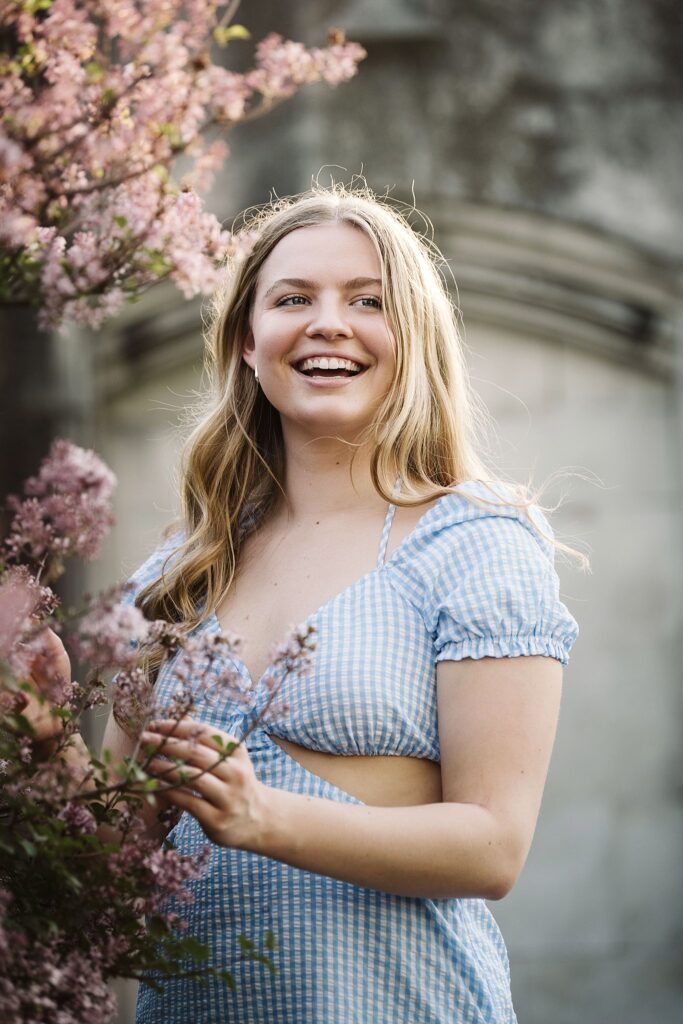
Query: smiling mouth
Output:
[[293, 359, 368, 380]]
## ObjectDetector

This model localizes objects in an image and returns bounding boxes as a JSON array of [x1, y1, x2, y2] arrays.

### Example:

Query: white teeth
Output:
[[298, 356, 363, 373]]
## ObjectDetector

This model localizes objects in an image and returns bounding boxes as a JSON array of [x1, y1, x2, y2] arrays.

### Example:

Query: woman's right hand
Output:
[[17, 626, 72, 743]]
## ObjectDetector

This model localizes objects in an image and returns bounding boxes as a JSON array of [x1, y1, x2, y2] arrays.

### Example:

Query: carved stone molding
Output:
[[429, 200, 680, 380]]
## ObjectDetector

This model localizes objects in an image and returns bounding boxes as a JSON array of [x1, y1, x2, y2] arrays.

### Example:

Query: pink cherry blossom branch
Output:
[[0, 2, 366, 328]]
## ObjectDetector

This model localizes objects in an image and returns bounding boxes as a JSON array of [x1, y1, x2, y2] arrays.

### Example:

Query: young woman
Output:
[[103, 184, 581, 1023]]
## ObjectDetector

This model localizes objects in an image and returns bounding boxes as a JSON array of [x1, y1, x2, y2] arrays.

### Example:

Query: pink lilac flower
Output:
[[0, 934, 117, 1024], [0, 565, 58, 679], [5, 753, 80, 805], [111, 664, 156, 731], [158, 629, 248, 717], [25, 439, 117, 503], [107, 831, 209, 915], [260, 622, 316, 723], [111, 625, 247, 733], [264, 621, 317, 688], [142, 845, 210, 911], [58, 800, 97, 835], [4, 440, 116, 568], [71, 591, 151, 671], [0, 566, 42, 662]]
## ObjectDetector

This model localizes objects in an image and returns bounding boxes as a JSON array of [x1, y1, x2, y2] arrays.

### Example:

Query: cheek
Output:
[[254, 324, 290, 359]]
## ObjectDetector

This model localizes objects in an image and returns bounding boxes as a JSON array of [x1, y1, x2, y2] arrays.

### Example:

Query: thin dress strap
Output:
[[376, 474, 402, 569]]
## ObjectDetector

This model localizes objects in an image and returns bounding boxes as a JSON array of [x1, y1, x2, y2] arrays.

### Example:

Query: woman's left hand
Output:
[[140, 718, 271, 851]]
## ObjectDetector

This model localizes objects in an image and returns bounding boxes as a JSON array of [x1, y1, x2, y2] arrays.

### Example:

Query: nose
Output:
[[304, 298, 354, 340]]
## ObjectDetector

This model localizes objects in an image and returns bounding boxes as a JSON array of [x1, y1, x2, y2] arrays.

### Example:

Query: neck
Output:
[[277, 436, 389, 521]]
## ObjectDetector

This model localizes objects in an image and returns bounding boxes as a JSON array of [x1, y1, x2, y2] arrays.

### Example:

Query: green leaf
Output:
[[147, 915, 170, 940], [254, 954, 278, 975], [213, 24, 251, 46], [176, 936, 209, 961], [114, 214, 128, 228], [237, 934, 255, 952], [216, 969, 237, 990], [159, 122, 181, 147], [264, 930, 277, 951], [26, 0, 53, 14], [144, 248, 172, 276], [10, 712, 35, 736], [85, 60, 104, 83]]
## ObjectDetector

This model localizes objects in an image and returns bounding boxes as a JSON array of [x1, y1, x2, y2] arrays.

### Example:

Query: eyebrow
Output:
[[262, 276, 382, 300]]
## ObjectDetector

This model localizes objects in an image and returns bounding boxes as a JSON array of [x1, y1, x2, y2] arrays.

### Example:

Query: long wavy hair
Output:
[[136, 182, 589, 677]]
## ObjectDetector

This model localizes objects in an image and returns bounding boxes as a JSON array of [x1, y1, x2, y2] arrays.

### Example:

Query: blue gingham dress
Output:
[[132, 480, 579, 1024]]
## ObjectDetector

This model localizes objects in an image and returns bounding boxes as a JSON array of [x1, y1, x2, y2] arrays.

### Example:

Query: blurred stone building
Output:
[[79, 2, 683, 1021]]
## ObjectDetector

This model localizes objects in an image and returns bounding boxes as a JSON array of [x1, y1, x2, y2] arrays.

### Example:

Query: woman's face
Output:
[[245, 221, 396, 446]]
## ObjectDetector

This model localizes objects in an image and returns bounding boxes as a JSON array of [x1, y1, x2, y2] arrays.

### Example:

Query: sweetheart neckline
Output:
[[207, 490, 453, 688]]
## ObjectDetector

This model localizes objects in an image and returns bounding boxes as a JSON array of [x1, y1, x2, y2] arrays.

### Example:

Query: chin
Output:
[[287, 410, 370, 444]]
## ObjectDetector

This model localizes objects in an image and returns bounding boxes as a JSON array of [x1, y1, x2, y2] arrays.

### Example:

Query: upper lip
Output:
[[291, 353, 369, 368]]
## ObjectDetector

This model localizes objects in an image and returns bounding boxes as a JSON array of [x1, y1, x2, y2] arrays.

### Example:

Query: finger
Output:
[[146, 758, 224, 802], [141, 732, 232, 775], [154, 783, 205, 816], [148, 719, 240, 753]]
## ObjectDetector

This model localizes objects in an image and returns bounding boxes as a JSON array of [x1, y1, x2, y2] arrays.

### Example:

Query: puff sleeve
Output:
[[425, 505, 579, 666]]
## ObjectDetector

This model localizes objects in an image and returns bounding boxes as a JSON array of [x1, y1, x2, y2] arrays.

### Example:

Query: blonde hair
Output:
[[136, 181, 589, 672]]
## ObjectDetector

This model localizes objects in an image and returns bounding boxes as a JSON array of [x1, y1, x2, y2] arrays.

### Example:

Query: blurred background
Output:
[[5, 1, 683, 1021]]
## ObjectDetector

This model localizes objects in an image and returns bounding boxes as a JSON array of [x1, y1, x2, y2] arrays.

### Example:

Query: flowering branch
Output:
[[0, 1, 366, 328], [0, 439, 316, 1022]]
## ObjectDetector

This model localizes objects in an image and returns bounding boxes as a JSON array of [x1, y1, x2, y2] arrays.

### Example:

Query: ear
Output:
[[242, 329, 256, 372]]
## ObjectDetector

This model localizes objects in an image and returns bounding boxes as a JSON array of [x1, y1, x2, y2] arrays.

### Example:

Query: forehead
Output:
[[256, 222, 381, 288]]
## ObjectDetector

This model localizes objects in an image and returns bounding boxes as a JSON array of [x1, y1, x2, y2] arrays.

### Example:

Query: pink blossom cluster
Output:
[[4, 438, 116, 573], [71, 585, 151, 671], [0, 913, 117, 1024], [0, 2, 366, 327], [109, 663, 156, 731], [262, 620, 317, 695], [0, 563, 55, 680], [0, 562, 68, 714], [247, 31, 367, 97], [3, 743, 82, 804], [108, 834, 210, 916], [0, 436, 319, 1011], [58, 799, 97, 834], [111, 623, 249, 732]]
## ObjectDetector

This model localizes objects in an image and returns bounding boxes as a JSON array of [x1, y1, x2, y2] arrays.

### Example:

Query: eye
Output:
[[354, 296, 382, 309], [276, 294, 309, 306]]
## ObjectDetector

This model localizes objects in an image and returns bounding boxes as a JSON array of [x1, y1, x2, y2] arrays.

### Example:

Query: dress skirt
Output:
[[135, 726, 518, 1024]]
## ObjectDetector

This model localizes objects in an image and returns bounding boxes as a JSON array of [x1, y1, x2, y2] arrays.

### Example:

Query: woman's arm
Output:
[[143, 654, 562, 900]]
